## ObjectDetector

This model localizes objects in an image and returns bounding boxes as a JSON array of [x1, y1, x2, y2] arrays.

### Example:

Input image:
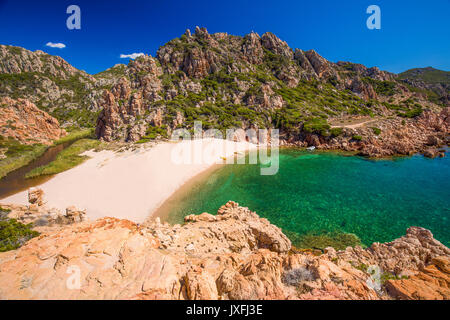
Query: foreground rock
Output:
[[385, 256, 450, 300], [0, 201, 448, 300]]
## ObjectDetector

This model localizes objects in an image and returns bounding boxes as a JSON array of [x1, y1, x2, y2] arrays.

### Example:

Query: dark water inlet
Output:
[[0, 142, 71, 200]]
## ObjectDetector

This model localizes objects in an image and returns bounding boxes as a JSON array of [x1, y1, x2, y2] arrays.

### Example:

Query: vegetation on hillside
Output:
[[0, 45, 102, 128], [0, 207, 39, 252], [53, 128, 95, 145], [398, 67, 450, 85]]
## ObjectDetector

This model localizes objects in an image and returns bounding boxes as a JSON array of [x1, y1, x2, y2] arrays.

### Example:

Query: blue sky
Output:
[[0, 0, 449, 74]]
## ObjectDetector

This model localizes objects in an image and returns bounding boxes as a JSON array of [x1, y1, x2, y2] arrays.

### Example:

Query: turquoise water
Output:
[[165, 149, 450, 247]]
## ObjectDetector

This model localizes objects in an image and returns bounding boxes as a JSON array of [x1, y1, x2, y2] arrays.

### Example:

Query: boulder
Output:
[[28, 188, 45, 206]]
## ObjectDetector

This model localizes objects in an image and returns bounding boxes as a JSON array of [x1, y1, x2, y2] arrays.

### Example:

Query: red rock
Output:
[[0, 97, 65, 145], [385, 256, 450, 300]]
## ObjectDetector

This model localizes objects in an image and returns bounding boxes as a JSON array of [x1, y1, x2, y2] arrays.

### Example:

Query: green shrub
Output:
[[0, 208, 39, 252], [380, 272, 409, 284], [302, 118, 330, 136], [362, 77, 397, 96], [371, 127, 381, 135], [53, 128, 95, 145], [330, 127, 344, 137], [352, 135, 363, 141], [355, 263, 369, 272], [138, 125, 168, 142], [398, 106, 423, 118]]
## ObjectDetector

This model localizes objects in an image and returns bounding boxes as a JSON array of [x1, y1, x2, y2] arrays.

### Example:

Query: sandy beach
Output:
[[1, 139, 257, 222]]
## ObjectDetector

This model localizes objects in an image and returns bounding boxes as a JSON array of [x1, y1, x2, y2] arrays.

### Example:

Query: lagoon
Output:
[[161, 149, 450, 247]]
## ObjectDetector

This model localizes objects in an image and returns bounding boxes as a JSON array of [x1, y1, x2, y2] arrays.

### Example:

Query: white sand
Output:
[[2, 139, 257, 222]]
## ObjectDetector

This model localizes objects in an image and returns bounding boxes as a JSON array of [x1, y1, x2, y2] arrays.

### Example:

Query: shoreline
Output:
[[0, 138, 258, 223], [150, 162, 224, 223], [1, 139, 447, 224]]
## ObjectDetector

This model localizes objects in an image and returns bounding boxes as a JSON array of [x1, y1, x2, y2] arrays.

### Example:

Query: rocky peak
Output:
[[304, 49, 336, 79], [336, 61, 395, 81], [0, 44, 106, 128], [398, 67, 450, 106], [293, 48, 318, 79], [242, 32, 264, 64], [0, 45, 92, 81], [261, 32, 293, 58], [111, 77, 131, 100], [194, 26, 209, 37], [128, 55, 162, 75], [94, 29, 448, 143]]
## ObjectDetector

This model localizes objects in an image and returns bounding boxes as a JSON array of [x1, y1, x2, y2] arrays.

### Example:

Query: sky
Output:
[[0, 0, 449, 75]]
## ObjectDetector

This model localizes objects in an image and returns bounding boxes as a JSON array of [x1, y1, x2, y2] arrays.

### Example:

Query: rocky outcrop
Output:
[[1, 189, 86, 227], [331, 227, 450, 274], [0, 97, 66, 144], [304, 50, 336, 79], [0, 45, 85, 79], [0, 45, 109, 128], [385, 256, 450, 300], [290, 107, 449, 158], [91, 28, 448, 145], [95, 55, 165, 142], [0, 201, 448, 300], [398, 67, 450, 107], [149, 201, 291, 254], [28, 188, 45, 207], [0, 31, 447, 154]]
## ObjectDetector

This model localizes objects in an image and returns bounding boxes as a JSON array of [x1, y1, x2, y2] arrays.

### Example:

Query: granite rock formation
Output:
[[0, 97, 66, 145], [0, 201, 448, 300], [0, 31, 448, 158], [90, 28, 448, 159]]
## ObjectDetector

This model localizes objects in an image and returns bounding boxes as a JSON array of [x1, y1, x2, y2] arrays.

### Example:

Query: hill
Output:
[[1, 28, 449, 157], [398, 67, 449, 106]]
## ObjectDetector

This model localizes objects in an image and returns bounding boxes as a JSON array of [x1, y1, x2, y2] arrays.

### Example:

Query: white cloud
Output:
[[46, 42, 66, 49], [120, 53, 144, 59]]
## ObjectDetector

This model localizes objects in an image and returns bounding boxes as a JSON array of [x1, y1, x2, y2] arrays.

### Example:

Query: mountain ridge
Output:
[[1, 28, 449, 158]]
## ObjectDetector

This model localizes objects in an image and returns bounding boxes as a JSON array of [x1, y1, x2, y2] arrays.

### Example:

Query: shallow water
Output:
[[0, 142, 71, 199], [163, 149, 450, 247]]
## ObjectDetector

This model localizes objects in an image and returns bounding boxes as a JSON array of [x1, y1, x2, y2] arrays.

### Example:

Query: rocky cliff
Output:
[[0, 45, 108, 128], [1, 29, 449, 157], [0, 200, 448, 300], [286, 106, 450, 158], [398, 67, 450, 106], [0, 97, 66, 145], [91, 28, 449, 158]]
